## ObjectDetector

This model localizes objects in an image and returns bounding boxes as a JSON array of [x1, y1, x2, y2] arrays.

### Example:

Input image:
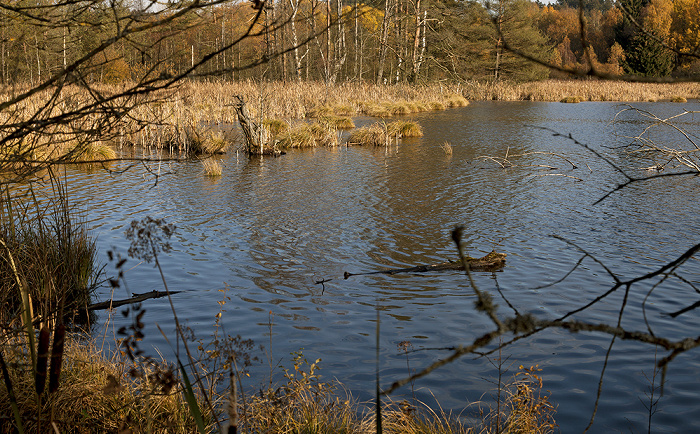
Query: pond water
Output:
[[63, 100, 700, 432]]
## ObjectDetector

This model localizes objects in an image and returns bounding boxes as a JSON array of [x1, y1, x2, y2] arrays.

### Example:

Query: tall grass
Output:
[[0, 182, 99, 326]]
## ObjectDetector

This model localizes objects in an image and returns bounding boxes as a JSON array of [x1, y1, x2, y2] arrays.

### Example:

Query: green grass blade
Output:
[[179, 360, 207, 433]]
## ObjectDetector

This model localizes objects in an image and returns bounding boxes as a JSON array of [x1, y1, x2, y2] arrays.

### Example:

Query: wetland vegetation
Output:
[[2, 0, 700, 431]]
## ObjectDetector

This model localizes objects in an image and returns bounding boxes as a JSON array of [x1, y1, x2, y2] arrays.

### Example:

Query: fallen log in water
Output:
[[87, 290, 181, 311], [344, 251, 506, 279]]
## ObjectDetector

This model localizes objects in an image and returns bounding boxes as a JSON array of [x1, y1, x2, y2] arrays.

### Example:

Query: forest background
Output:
[[1, 0, 698, 88]]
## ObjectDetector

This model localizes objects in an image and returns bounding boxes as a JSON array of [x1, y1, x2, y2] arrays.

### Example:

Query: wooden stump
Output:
[[233, 95, 282, 156]]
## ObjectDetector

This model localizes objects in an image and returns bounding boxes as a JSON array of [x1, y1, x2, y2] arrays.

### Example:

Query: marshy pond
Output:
[[66, 100, 700, 431]]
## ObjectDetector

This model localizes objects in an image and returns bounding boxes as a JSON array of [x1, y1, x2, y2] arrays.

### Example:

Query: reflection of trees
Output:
[[380, 108, 700, 431]]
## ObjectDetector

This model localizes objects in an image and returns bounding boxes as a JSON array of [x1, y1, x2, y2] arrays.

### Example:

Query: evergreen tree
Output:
[[615, 0, 674, 77]]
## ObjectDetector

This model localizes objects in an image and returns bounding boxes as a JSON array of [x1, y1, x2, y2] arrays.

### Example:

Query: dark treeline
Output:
[[0, 0, 698, 87]]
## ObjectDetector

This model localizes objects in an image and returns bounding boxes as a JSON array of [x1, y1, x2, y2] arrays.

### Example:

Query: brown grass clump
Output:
[[429, 101, 447, 110], [347, 123, 388, 146], [347, 120, 423, 146], [187, 127, 229, 155], [319, 114, 355, 130], [483, 365, 558, 434], [276, 122, 338, 149], [361, 102, 393, 118], [0, 334, 210, 433], [369, 399, 472, 434], [263, 118, 289, 136], [387, 120, 423, 138], [670, 96, 688, 103], [64, 142, 117, 162], [445, 94, 470, 107], [389, 103, 412, 116], [202, 158, 222, 177]]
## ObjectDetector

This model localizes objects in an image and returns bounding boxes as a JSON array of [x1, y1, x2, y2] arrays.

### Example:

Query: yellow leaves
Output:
[[345, 3, 383, 34], [643, 0, 673, 37], [670, 0, 700, 55]]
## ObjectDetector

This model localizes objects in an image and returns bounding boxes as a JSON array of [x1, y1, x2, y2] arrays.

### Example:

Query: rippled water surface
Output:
[[63, 101, 700, 431]]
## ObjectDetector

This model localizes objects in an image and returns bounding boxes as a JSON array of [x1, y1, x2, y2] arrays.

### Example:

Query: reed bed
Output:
[[5, 79, 698, 160], [275, 121, 339, 149], [347, 120, 423, 147], [461, 79, 700, 102]]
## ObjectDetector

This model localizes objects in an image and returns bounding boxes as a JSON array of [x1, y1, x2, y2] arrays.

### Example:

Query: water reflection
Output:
[[54, 100, 700, 432]]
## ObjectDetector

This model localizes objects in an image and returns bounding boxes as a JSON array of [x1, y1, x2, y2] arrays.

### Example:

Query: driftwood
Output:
[[232, 95, 282, 156], [344, 251, 506, 279], [87, 290, 181, 311]]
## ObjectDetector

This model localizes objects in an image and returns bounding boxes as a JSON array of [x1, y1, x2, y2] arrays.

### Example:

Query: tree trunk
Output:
[[376, 0, 393, 85], [409, 0, 421, 82], [289, 0, 302, 81], [329, 0, 347, 83], [233, 96, 280, 156]]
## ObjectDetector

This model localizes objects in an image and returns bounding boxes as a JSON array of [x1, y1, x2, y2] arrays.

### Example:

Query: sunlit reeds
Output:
[[201, 158, 222, 177], [347, 120, 423, 146], [461, 79, 700, 102], [276, 121, 339, 149]]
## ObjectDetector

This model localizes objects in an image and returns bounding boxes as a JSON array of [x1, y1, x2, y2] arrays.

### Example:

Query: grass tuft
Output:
[[347, 124, 389, 147], [276, 122, 338, 149], [387, 120, 423, 138], [441, 141, 453, 156], [201, 158, 222, 177]]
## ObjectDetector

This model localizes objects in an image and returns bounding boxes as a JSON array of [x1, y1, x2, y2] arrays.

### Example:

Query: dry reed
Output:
[[0, 334, 209, 433], [202, 158, 222, 177], [441, 141, 453, 156]]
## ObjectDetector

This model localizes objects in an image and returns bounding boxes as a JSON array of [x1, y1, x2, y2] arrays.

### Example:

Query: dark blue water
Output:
[[60, 101, 700, 432]]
